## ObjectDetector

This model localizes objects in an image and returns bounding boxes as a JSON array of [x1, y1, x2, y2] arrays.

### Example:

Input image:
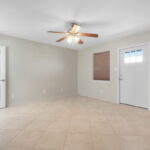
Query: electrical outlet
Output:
[[42, 89, 46, 94], [99, 90, 103, 94], [60, 88, 64, 93], [114, 67, 117, 71], [11, 93, 15, 99]]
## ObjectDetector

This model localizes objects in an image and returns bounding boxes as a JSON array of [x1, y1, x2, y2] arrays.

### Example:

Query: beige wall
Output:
[[0, 35, 77, 106], [78, 31, 150, 103], [1, 30, 150, 106]]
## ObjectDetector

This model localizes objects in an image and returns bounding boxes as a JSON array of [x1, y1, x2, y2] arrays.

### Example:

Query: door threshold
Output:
[[119, 103, 148, 110]]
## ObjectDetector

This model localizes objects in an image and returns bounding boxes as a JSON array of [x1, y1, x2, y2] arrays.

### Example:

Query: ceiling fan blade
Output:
[[48, 31, 69, 34], [78, 39, 84, 44], [56, 36, 69, 42], [78, 33, 98, 38]]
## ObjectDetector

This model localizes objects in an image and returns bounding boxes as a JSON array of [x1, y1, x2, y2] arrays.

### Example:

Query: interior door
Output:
[[119, 44, 149, 109], [0, 46, 6, 108]]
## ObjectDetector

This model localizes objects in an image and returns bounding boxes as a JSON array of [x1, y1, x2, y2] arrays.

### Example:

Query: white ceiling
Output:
[[0, 0, 150, 50]]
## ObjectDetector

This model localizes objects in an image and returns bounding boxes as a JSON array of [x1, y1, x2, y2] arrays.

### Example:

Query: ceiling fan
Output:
[[47, 23, 98, 44]]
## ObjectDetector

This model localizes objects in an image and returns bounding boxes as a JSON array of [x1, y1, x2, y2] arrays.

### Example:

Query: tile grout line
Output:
[[62, 99, 74, 150], [3, 117, 35, 148], [86, 103, 96, 150]]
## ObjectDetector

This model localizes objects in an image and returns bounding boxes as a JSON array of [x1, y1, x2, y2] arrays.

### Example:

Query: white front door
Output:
[[119, 44, 149, 109], [0, 46, 6, 108]]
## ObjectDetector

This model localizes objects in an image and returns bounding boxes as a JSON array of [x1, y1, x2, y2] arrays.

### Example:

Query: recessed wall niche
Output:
[[93, 51, 110, 80]]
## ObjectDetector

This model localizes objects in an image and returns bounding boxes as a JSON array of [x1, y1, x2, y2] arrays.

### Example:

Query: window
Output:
[[93, 51, 110, 80], [124, 49, 143, 64]]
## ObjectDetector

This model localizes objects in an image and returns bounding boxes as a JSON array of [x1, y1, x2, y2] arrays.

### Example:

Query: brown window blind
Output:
[[93, 51, 110, 80]]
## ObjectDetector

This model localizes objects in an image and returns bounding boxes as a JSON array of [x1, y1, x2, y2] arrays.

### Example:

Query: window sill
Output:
[[92, 80, 111, 83]]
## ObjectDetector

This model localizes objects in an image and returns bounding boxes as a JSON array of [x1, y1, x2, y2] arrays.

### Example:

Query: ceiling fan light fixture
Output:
[[67, 35, 80, 44], [47, 23, 98, 45], [74, 36, 80, 43], [67, 35, 73, 44]]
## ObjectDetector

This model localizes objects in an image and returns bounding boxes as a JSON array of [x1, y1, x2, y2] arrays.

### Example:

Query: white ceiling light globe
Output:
[[74, 36, 80, 43], [67, 36, 73, 44]]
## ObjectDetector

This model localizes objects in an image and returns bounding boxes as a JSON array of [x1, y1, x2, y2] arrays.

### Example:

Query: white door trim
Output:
[[117, 42, 150, 110], [0, 45, 6, 108]]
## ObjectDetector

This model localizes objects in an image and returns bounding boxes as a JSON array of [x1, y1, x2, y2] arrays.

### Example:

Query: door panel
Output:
[[119, 44, 149, 108]]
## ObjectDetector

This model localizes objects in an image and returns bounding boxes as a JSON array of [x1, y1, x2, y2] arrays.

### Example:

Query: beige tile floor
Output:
[[0, 96, 150, 150]]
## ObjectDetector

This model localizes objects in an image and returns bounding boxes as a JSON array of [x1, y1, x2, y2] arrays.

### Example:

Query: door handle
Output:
[[119, 78, 123, 80]]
